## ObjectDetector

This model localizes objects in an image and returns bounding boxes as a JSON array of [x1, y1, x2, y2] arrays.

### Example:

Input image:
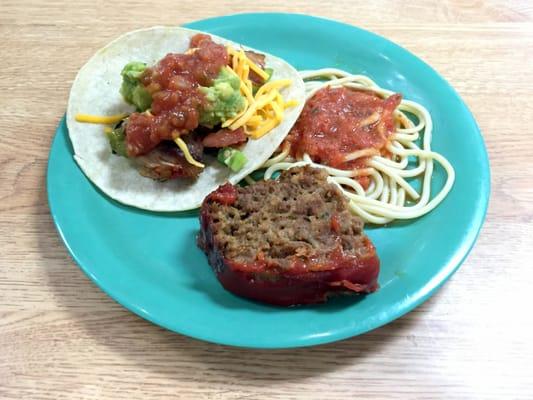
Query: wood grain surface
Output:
[[1, 1, 533, 399]]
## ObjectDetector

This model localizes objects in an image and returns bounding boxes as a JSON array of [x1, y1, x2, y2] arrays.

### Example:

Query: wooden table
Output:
[[2, 1, 532, 398]]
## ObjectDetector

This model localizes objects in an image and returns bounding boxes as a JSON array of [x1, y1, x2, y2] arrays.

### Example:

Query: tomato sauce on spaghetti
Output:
[[285, 87, 402, 178]]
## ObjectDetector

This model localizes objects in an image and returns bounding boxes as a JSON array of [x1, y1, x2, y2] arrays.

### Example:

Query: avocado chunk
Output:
[[105, 123, 128, 157], [199, 68, 246, 127], [120, 62, 152, 112]]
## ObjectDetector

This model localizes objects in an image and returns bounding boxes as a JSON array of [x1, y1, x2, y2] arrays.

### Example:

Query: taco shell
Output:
[[66, 26, 305, 211]]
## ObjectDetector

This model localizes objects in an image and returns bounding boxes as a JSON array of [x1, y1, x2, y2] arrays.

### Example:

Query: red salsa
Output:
[[286, 86, 402, 173], [125, 34, 229, 157]]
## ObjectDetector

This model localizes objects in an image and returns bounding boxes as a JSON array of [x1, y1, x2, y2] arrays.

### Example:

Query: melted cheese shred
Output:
[[224, 46, 297, 139]]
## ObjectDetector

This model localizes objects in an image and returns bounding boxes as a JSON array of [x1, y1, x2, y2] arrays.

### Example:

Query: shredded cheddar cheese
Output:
[[75, 113, 128, 125], [283, 99, 299, 109], [174, 137, 205, 168], [225, 46, 298, 139]]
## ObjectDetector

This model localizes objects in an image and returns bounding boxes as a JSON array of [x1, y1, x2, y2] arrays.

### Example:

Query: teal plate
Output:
[[47, 13, 490, 348]]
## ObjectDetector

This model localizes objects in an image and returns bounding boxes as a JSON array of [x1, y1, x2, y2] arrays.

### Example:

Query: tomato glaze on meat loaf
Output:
[[198, 166, 380, 306]]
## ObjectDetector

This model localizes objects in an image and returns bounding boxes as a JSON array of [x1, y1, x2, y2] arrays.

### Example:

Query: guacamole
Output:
[[199, 68, 246, 127], [120, 62, 152, 112]]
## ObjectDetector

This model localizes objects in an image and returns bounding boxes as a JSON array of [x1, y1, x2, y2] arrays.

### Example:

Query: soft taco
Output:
[[67, 26, 305, 211]]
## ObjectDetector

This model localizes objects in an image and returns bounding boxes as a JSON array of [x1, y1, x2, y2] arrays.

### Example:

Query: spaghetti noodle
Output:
[[257, 68, 455, 224]]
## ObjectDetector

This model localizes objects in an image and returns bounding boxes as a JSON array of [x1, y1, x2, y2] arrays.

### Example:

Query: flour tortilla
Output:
[[66, 26, 305, 211]]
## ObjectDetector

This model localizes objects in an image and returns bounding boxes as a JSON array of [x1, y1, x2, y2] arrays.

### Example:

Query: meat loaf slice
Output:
[[198, 166, 380, 306]]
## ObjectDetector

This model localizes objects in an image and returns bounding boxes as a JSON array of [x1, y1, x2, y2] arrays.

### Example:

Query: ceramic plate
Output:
[[47, 13, 490, 348]]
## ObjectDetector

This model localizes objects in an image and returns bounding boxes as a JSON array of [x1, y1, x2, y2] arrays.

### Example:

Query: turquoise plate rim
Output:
[[47, 13, 490, 348]]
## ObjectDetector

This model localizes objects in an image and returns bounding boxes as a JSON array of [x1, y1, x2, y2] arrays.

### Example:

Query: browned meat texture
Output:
[[202, 127, 247, 148], [198, 166, 380, 306], [134, 134, 204, 181], [203, 166, 372, 270]]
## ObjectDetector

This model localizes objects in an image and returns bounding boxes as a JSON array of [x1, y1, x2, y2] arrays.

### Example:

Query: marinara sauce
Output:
[[285, 87, 402, 187], [125, 34, 228, 157]]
